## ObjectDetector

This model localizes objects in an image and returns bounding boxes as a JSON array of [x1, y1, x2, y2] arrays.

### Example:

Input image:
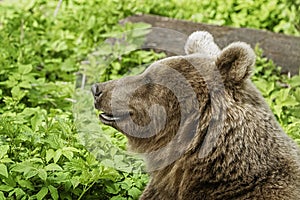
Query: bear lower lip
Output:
[[99, 112, 127, 124]]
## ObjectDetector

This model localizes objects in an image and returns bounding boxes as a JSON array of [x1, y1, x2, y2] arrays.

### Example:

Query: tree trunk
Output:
[[122, 14, 300, 76]]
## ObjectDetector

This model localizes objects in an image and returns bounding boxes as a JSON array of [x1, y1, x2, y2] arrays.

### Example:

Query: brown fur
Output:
[[92, 32, 300, 199]]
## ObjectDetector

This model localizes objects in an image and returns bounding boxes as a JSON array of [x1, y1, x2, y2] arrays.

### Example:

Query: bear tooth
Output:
[[101, 113, 120, 121]]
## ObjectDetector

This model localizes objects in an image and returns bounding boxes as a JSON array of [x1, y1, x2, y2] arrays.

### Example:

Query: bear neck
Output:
[[145, 94, 297, 189]]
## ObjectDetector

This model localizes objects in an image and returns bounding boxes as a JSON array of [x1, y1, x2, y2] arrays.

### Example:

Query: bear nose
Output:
[[91, 84, 102, 98]]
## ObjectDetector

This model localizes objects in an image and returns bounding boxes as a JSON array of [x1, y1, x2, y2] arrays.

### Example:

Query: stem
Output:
[[81, 74, 86, 90], [54, 0, 63, 17], [78, 181, 96, 200], [20, 18, 24, 44]]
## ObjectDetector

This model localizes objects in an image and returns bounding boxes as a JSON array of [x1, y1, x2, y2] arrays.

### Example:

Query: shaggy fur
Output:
[[92, 31, 300, 200]]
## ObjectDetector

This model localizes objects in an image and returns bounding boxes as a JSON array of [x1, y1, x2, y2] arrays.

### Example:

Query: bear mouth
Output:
[[99, 112, 129, 124]]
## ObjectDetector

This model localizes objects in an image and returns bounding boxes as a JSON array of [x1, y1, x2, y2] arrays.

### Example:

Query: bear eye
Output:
[[144, 76, 152, 84]]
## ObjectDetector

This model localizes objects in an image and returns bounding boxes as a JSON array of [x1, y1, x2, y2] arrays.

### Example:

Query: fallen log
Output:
[[122, 14, 300, 75]]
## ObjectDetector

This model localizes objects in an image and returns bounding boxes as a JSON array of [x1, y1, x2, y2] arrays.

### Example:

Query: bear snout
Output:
[[91, 83, 107, 111], [91, 83, 103, 99]]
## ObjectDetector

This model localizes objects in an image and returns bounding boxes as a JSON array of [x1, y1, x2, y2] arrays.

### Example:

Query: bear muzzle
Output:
[[91, 83, 132, 126]]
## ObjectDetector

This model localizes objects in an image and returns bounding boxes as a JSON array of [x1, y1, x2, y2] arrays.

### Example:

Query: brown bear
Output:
[[92, 31, 300, 200]]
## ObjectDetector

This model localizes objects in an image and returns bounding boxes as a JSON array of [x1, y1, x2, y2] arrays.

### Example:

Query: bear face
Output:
[[92, 31, 300, 199], [92, 33, 256, 155], [92, 55, 211, 153]]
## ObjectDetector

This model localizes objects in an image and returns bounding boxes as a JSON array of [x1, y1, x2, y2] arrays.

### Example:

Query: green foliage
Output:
[[0, 1, 155, 199], [286, 0, 300, 31], [142, 0, 299, 36], [252, 46, 300, 145], [0, 111, 149, 200], [0, 0, 299, 199], [80, 22, 165, 83]]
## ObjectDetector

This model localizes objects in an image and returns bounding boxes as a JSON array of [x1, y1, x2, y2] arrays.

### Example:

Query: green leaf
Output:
[[18, 64, 33, 74], [87, 15, 96, 30], [62, 147, 80, 152], [253, 79, 274, 96], [46, 135, 64, 150], [105, 183, 120, 195], [11, 163, 32, 173], [61, 58, 77, 72], [0, 185, 13, 192], [119, 179, 132, 190], [1, 158, 13, 164], [62, 150, 73, 161], [17, 179, 34, 190], [51, 41, 68, 52], [289, 75, 300, 87], [61, 147, 78, 161], [38, 169, 47, 181], [3, 174, 16, 188], [36, 187, 48, 200], [24, 0, 36, 11], [46, 149, 55, 163], [31, 111, 44, 131], [294, 88, 300, 102], [48, 185, 59, 200], [0, 145, 9, 159], [281, 98, 298, 107], [273, 104, 283, 119], [110, 196, 127, 200], [11, 188, 26, 199], [24, 168, 38, 179], [0, 164, 8, 178], [128, 187, 141, 199], [44, 163, 63, 171], [276, 88, 298, 106], [54, 149, 62, 163], [70, 177, 81, 189], [0, 192, 5, 200], [101, 159, 115, 168], [11, 86, 26, 100], [19, 81, 32, 89]]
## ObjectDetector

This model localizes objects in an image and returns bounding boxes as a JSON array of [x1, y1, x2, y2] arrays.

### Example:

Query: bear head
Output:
[[92, 31, 258, 168]]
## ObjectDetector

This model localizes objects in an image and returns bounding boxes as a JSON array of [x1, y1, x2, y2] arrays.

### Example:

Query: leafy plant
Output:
[[252, 46, 300, 145], [286, 0, 300, 31], [0, 1, 155, 199], [141, 0, 299, 35]]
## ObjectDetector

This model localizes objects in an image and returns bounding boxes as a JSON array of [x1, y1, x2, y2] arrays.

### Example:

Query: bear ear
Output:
[[184, 31, 220, 56], [216, 42, 255, 83]]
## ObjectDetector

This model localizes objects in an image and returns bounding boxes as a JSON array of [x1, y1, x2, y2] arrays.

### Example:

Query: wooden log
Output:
[[122, 14, 300, 75]]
